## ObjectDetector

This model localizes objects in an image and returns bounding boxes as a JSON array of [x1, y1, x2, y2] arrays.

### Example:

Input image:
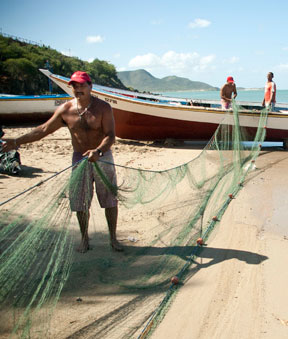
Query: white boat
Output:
[[0, 93, 71, 124], [39, 69, 288, 143]]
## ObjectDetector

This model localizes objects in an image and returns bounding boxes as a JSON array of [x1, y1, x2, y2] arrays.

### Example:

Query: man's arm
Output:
[[2, 105, 66, 152], [220, 85, 226, 100]]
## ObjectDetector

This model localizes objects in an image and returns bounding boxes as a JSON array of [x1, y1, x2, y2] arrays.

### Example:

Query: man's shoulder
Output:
[[54, 98, 74, 117], [94, 96, 112, 110], [61, 98, 74, 110]]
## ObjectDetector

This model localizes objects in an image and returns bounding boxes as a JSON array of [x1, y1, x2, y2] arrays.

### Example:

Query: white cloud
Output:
[[151, 19, 163, 25], [188, 18, 211, 29], [129, 53, 161, 68], [275, 63, 288, 71], [223, 56, 240, 64], [117, 67, 126, 72], [61, 50, 72, 57], [282, 47, 288, 51], [128, 51, 216, 77], [86, 35, 104, 43]]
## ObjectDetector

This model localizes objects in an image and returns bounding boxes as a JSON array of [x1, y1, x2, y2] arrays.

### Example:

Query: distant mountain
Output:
[[117, 69, 218, 92]]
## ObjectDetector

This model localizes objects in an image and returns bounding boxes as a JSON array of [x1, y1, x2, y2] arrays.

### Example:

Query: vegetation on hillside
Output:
[[0, 35, 126, 95], [117, 69, 219, 92]]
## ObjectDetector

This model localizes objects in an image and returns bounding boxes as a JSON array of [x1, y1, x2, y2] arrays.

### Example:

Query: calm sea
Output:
[[159, 89, 288, 104]]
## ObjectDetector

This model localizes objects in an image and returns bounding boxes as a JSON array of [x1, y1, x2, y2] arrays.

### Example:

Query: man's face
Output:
[[267, 73, 273, 81], [71, 81, 92, 99]]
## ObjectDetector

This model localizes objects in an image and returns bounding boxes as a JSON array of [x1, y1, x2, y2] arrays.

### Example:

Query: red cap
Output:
[[68, 71, 91, 85], [227, 76, 234, 83]]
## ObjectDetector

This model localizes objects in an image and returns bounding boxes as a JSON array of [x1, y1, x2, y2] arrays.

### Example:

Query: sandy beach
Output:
[[152, 150, 288, 339], [1, 126, 288, 338]]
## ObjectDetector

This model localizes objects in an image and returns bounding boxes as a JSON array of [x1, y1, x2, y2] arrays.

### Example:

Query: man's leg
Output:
[[76, 210, 90, 253], [105, 206, 123, 251]]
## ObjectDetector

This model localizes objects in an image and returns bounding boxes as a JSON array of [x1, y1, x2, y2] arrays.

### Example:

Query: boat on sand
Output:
[[38, 69, 288, 145], [0, 93, 71, 124]]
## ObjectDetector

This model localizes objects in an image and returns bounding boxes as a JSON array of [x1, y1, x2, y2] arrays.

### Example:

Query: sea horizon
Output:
[[158, 89, 288, 104]]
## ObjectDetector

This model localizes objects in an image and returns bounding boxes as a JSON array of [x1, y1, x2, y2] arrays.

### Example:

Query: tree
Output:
[[0, 34, 127, 95]]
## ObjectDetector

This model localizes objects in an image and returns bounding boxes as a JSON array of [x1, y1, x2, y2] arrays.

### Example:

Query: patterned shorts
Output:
[[69, 150, 118, 211], [221, 99, 231, 110]]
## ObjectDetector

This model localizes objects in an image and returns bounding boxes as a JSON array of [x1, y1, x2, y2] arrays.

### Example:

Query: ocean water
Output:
[[159, 89, 288, 104]]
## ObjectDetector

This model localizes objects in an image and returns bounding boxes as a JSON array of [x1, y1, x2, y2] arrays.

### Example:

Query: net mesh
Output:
[[0, 102, 268, 338]]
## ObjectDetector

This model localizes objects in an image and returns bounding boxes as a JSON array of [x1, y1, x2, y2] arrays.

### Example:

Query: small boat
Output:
[[0, 93, 71, 124], [40, 69, 288, 144]]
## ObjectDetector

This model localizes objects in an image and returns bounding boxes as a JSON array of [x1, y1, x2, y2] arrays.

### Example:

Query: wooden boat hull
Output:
[[113, 107, 218, 140], [39, 69, 288, 142], [0, 94, 71, 124]]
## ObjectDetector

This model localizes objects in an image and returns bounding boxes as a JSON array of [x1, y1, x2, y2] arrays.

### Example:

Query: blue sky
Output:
[[1, 0, 288, 89]]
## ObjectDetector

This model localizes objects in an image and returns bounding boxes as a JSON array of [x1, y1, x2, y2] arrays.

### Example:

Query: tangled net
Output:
[[0, 102, 268, 338]]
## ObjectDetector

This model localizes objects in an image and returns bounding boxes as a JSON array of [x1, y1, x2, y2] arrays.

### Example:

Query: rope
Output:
[[0, 157, 87, 207]]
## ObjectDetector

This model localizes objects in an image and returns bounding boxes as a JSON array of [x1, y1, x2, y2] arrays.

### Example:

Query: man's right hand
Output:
[[1, 139, 18, 153]]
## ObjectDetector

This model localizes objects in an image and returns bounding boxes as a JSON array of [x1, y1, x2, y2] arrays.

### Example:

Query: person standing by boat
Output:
[[220, 76, 237, 109], [262, 72, 276, 111], [2, 71, 122, 253]]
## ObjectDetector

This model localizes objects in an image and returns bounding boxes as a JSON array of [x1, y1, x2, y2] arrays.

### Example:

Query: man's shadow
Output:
[[123, 244, 268, 266], [86, 243, 269, 288]]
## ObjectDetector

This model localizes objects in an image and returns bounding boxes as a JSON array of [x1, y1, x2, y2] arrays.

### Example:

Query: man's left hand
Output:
[[82, 149, 100, 162]]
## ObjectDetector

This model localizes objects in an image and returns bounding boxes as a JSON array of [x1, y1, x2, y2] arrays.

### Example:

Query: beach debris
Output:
[[274, 314, 288, 326], [196, 237, 204, 246], [76, 297, 83, 302], [171, 276, 179, 285], [127, 236, 138, 242], [280, 319, 288, 326], [228, 193, 234, 199], [212, 216, 219, 222], [243, 161, 257, 172]]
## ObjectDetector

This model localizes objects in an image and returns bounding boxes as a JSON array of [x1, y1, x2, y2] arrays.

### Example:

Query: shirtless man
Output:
[[262, 72, 276, 111], [220, 76, 237, 109], [2, 71, 122, 253]]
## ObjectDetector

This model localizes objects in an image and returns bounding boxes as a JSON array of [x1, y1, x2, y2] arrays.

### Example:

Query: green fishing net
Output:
[[0, 102, 268, 338], [0, 149, 21, 174]]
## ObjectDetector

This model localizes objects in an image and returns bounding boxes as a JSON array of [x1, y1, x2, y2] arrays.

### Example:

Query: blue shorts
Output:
[[69, 151, 118, 211]]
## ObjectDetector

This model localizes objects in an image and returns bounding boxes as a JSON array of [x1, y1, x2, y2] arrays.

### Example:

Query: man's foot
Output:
[[76, 241, 90, 253], [111, 239, 124, 252]]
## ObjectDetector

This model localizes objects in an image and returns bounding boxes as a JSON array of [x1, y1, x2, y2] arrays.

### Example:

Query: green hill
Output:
[[0, 34, 126, 95], [117, 69, 218, 92]]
